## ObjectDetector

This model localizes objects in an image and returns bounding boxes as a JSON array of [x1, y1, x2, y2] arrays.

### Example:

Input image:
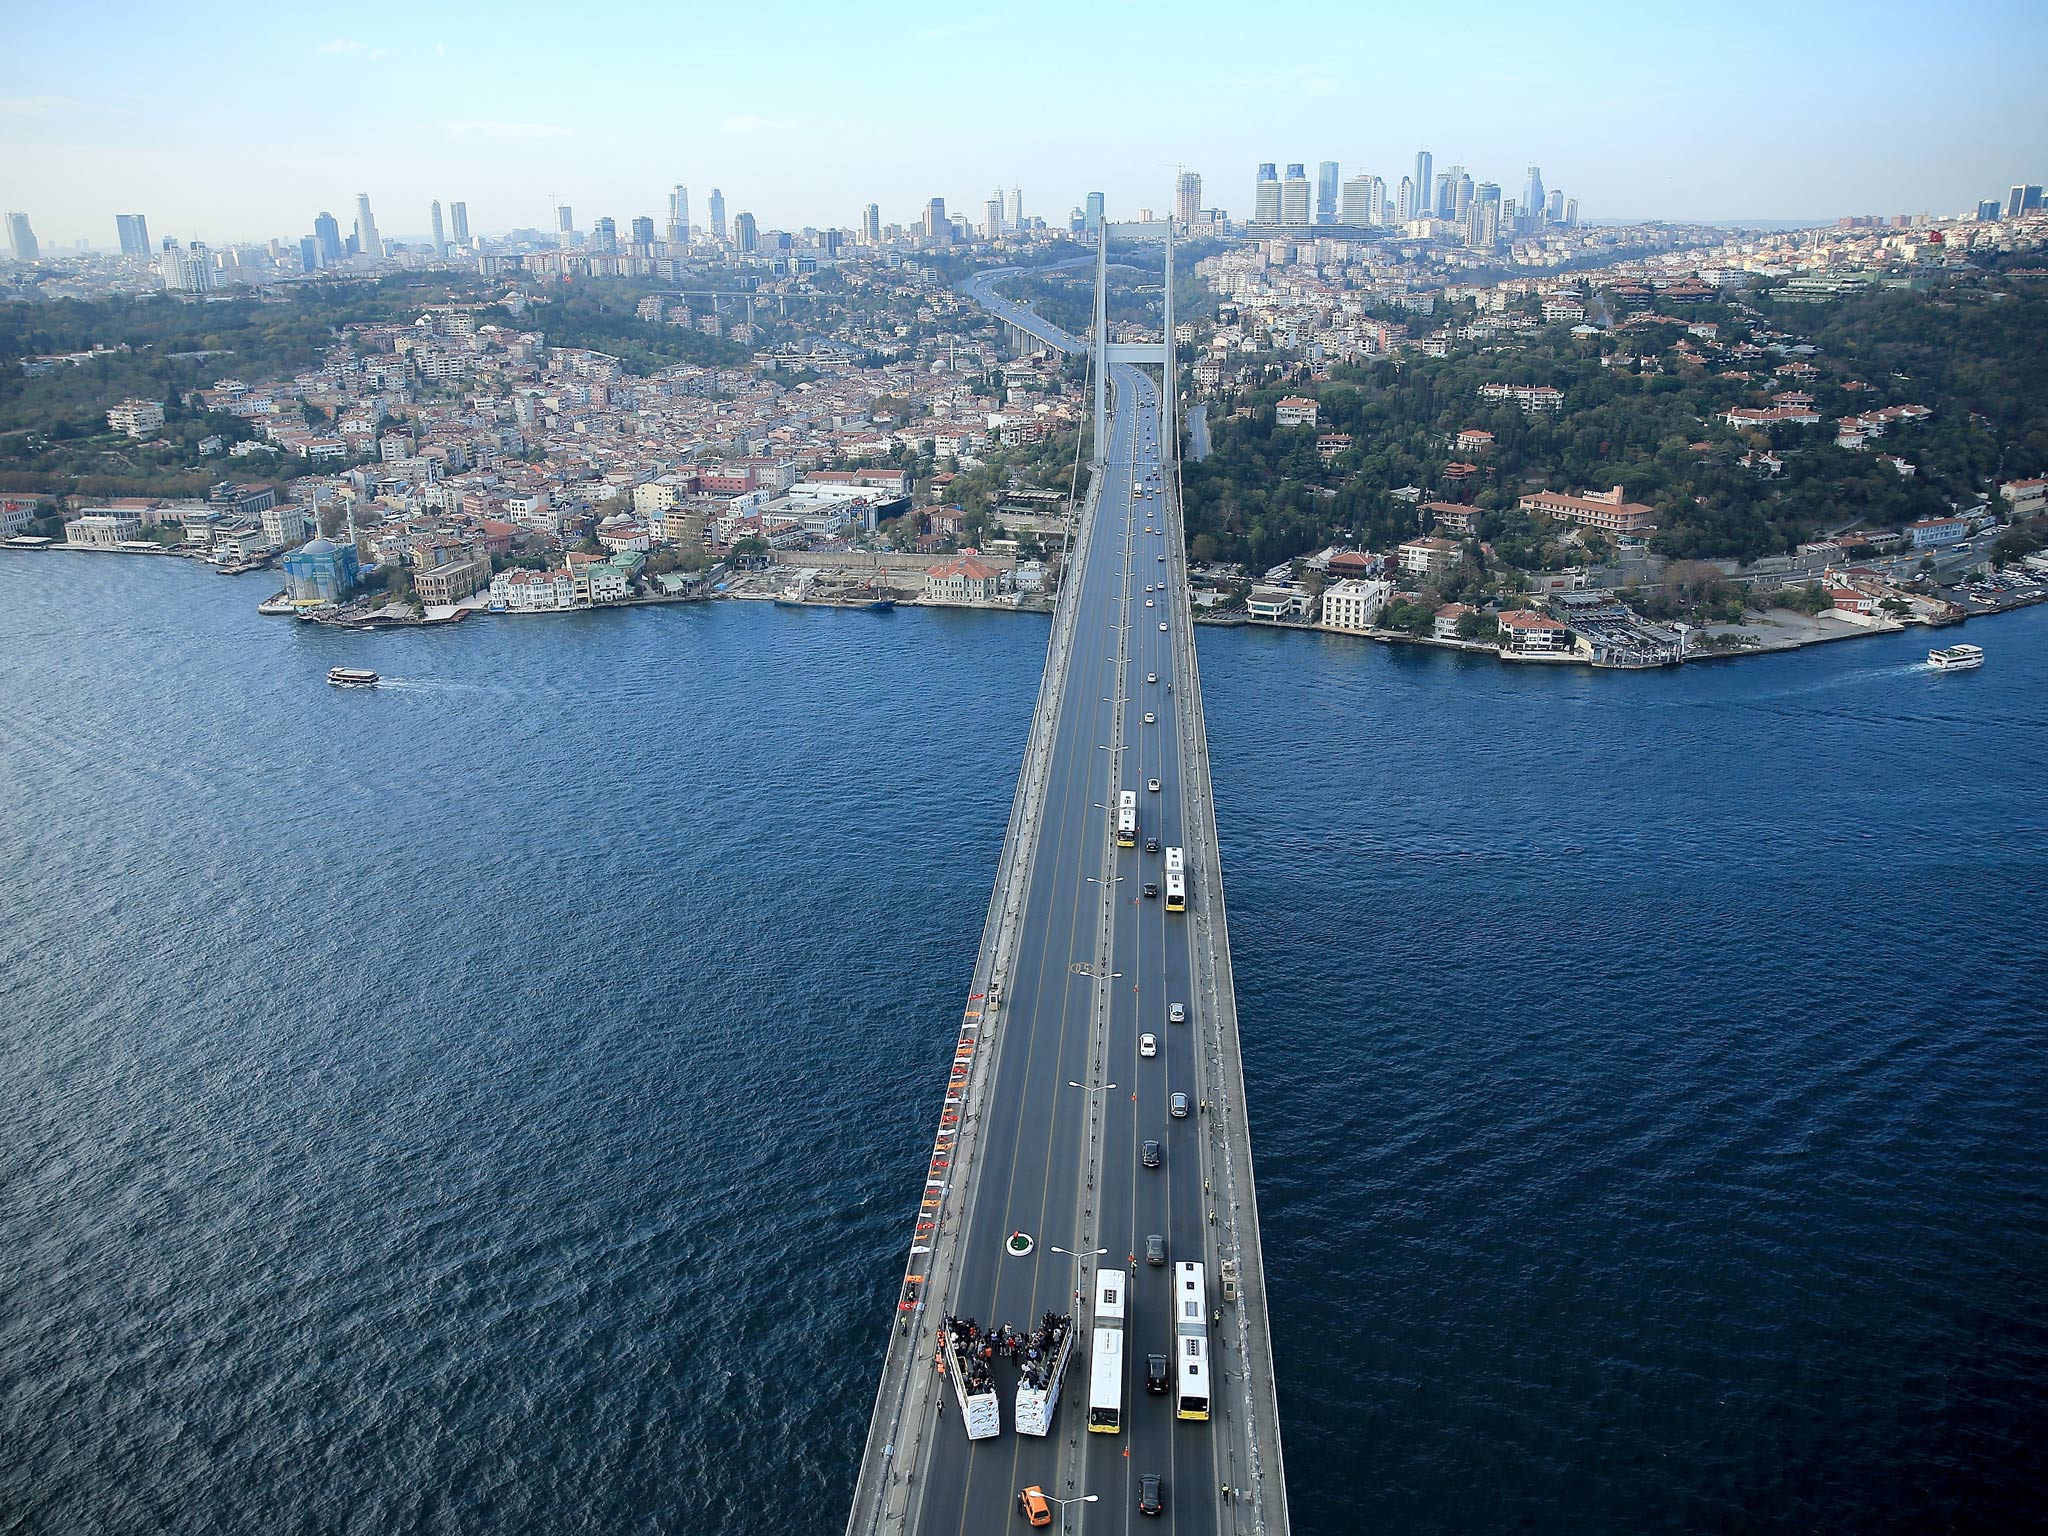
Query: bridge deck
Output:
[[847, 265, 1286, 1536]]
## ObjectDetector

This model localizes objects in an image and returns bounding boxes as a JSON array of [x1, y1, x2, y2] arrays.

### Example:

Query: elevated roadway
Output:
[[850, 252, 1286, 1536]]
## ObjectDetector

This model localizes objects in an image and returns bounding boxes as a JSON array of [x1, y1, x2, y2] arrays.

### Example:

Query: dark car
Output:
[[1142, 882, 1159, 899], [1145, 839, 1160, 854], [1169, 1092, 1190, 1119], [1138, 1474, 1164, 1516], [1142, 1139, 1161, 1168], [1146, 1354, 1170, 1394], [1146, 1233, 1166, 1266]]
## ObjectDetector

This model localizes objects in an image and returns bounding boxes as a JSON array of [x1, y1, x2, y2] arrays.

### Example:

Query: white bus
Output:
[[1173, 1261, 1210, 1422], [1116, 790, 1138, 849], [1164, 846, 1185, 913], [1087, 1269, 1127, 1434]]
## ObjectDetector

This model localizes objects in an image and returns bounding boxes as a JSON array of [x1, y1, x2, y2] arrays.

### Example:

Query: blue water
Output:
[[2, 555, 2044, 1535]]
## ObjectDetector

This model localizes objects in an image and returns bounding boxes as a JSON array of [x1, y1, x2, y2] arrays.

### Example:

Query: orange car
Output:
[[1018, 1485, 1052, 1527]]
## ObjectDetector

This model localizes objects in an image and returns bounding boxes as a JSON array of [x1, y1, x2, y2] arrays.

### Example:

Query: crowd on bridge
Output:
[[940, 1312, 1073, 1394]]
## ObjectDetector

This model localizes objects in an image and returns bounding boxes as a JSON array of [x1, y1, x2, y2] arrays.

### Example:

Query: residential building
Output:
[[106, 399, 165, 438], [1908, 516, 1969, 548], [1320, 577, 1392, 633], [490, 566, 578, 611], [1397, 536, 1464, 579], [1496, 609, 1573, 657], [1273, 396, 1319, 428], [1997, 477, 2046, 516], [1280, 165, 1311, 225], [1175, 172, 1202, 231], [1253, 164, 1280, 225], [260, 503, 309, 549], [413, 558, 487, 606], [1517, 486, 1656, 535], [1433, 602, 1478, 640]]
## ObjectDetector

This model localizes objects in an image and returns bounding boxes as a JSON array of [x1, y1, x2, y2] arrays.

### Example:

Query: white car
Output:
[[1147, 777, 1161, 792], [1143, 713, 1156, 725], [1168, 1002, 1186, 1024], [1145, 599, 1155, 608], [1140, 1033, 1157, 1058], [1157, 554, 1166, 562], [1159, 621, 1168, 631], [1146, 673, 1157, 684]]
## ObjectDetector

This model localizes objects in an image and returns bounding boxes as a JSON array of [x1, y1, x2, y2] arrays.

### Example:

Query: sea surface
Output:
[[3, 554, 2044, 1536]]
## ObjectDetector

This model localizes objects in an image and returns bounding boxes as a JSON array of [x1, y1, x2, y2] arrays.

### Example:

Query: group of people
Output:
[[939, 1311, 1074, 1395]]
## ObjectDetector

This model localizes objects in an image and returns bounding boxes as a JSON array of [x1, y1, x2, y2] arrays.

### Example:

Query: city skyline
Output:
[[3, 0, 2046, 248]]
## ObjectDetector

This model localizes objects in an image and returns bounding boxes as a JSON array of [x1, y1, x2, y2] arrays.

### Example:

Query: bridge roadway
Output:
[[849, 264, 1285, 1536]]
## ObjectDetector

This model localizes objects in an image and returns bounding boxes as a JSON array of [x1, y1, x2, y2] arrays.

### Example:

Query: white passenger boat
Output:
[[1927, 643, 1983, 671], [327, 667, 380, 688]]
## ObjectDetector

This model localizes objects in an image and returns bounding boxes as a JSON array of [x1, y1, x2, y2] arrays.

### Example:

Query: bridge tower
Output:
[[1091, 211, 1177, 466]]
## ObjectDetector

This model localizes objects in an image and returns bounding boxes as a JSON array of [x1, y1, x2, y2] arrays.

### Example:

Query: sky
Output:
[[4, 0, 2047, 250]]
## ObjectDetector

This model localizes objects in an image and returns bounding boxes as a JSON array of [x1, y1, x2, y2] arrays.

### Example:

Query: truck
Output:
[[1013, 1313, 1075, 1435]]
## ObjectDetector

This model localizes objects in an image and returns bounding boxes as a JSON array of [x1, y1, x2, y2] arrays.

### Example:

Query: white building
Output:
[[64, 512, 143, 548], [489, 567, 578, 611], [106, 399, 165, 439], [1320, 578, 1392, 633], [260, 503, 309, 550]]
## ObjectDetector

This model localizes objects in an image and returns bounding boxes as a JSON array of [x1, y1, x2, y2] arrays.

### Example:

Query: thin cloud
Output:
[[0, 95, 87, 115], [317, 39, 365, 54], [720, 115, 800, 135], [443, 120, 574, 143]]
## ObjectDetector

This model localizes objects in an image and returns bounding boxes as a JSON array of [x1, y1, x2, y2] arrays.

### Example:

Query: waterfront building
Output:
[[64, 513, 143, 548], [282, 537, 361, 604], [1321, 578, 1392, 634], [1397, 536, 1465, 579], [924, 556, 1004, 603], [1496, 609, 1574, 656], [260, 504, 309, 550], [489, 567, 578, 611]]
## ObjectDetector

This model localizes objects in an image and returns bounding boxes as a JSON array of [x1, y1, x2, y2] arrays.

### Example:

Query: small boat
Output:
[[257, 592, 296, 616], [327, 667, 379, 688], [864, 598, 897, 613], [1927, 643, 1983, 671]]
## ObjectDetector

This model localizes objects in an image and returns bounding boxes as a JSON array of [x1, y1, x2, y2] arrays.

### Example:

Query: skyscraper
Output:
[[299, 236, 318, 274], [862, 203, 881, 243], [985, 193, 1004, 239], [1367, 175, 1387, 225], [709, 189, 727, 242], [1085, 192, 1105, 233], [556, 205, 574, 247], [353, 193, 381, 260], [1316, 161, 1339, 223], [668, 185, 690, 243], [116, 214, 150, 257], [451, 201, 470, 246], [591, 216, 618, 254], [733, 212, 758, 253], [1466, 183, 1501, 250], [6, 212, 40, 262], [1413, 151, 1433, 219], [1563, 197, 1579, 228], [1339, 174, 1373, 225], [1005, 187, 1023, 232], [631, 215, 655, 245], [1455, 172, 1474, 224], [1253, 164, 1279, 224], [1523, 167, 1546, 228], [431, 200, 446, 256], [1395, 176, 1414, 223], [313, 211, 342, 266], [923, 197, 948, 241], [2006, 184, 2043, 218], [1175, 171, 1202, 230], [1280, 166, 1311, 225], [1545, 189, 1565, 225]]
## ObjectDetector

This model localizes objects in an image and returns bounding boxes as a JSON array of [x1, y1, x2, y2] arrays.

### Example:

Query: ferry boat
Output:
[[327, 667, 380, 688], [1927, 643, 1983, 671]]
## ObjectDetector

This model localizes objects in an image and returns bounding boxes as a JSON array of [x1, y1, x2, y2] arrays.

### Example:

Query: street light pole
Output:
[[1045, 1491, 1099, 1531]]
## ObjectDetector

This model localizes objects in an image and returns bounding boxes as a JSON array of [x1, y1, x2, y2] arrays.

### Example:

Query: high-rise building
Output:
[[1455, 173, 1474, 224], [1367, 175, 1387, 225], [1413, 150, 1433, 221], [556, 205, 574, 247], [1523, 167, 1546, 228], [922, 197, 949, 243], [668, 185, 689, 243], [116, 214, 150, 257], [1465, 183, 1501, 250], [6, 212, 40, 262], [1280, 167, 1311, 225], [1085, 191, 1105, 233], [1977, 198, 2002, 221], [733, 211, 758, 252], [299, 236, 318, 274], [862, 203, 881, 243], [165, 240, 213, 293], [1175, 171, 1202, 230], [353, 193, 381, 259], [1339, 174, 1373, 225], [451, 201, 470, 245], [1563, 197, 1579, 228], [1395, 176, 1414, 223], [313, 211, 342, 266], [431, 200, 446, 255], [1253, 164, 1280, 224], [1316, 161, 1339, 223], [709, 189, 727, 241], [2007, 184, 2044, 217], [631, 215, 655, 246], [591, 216, 618, 254], [1005, 187, 1023, 232], [1545, 188, 1565, 224], [984, 194, 1004, 239]]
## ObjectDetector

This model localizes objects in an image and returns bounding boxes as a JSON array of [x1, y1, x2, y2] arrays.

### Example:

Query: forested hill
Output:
[[1181, 279, 2048, 572]]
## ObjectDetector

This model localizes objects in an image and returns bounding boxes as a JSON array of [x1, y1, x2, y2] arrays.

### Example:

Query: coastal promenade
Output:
[[847, 241, 1287, 1536]]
